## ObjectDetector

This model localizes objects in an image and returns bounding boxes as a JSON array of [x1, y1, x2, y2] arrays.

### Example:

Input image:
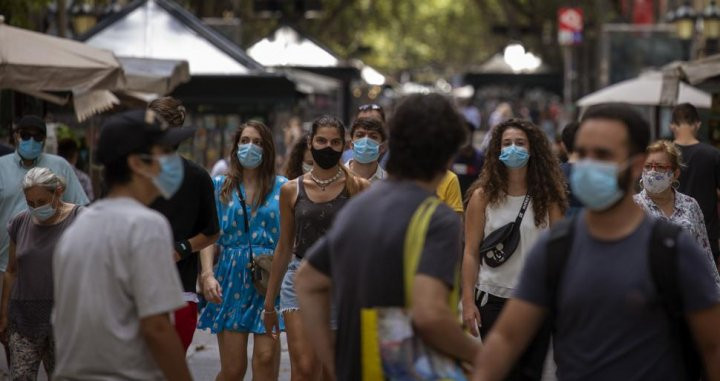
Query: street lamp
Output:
[[674, 1, 697, 41], [704, 1, 720, 39], [70, 1, 98, 36]]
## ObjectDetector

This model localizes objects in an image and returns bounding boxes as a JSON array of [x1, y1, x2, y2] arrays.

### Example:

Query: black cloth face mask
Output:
[[311, 146, 342, 169]]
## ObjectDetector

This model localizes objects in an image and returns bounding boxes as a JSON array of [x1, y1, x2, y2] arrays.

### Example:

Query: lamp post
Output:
[[70, 1, 98, 37], [674, 1, 696, 60], [671, 0, 720, 59], [704, 0, 720, 55]]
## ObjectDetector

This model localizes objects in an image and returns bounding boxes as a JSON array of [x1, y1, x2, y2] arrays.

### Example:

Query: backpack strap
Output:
[[545, 214, 578, 323], [403, 196, 444, 309], [648, 219, 703, 379]]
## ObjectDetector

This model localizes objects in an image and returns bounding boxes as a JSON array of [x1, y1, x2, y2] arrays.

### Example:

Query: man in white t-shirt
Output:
[[53, 110, 195, 380]]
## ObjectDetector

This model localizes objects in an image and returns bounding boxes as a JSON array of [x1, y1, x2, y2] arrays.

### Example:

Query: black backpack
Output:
[[545, 216, 703, 380]]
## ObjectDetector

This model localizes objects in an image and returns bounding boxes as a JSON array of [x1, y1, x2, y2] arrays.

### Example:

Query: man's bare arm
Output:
[[472, 299, 546, 381]]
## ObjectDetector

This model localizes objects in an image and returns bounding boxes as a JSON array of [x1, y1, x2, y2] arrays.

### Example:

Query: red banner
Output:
[[633, 0, 655, 25]]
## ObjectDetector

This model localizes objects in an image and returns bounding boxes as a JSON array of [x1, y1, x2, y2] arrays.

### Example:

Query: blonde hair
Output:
[[646, 140, 683, 171], [22, 167, 66, 193]]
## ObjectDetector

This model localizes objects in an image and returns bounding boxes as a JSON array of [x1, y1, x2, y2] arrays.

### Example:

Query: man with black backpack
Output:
[[473, 103, 720, 381]]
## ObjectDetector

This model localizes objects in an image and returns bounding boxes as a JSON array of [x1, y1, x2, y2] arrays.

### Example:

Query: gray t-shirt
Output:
[[306, 180, 462, 381], [515, 215, 720, 381], [7, 206, 82, 338], [53, 197, 185, 381]]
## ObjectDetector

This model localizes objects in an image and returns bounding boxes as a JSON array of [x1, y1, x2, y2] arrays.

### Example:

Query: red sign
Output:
[[633, 0, 655, 25], [558, 7, 584, 45]]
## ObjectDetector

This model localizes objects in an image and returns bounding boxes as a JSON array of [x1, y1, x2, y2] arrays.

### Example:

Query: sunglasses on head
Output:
[[358, 104, 383, 112], [19, 131, 45, 142]]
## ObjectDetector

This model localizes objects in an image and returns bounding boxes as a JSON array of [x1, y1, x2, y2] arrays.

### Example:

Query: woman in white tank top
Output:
[[462, 119, 567, 381]]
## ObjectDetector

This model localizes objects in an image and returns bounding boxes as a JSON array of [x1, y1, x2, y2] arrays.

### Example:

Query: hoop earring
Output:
[[672, 180, 680, 190]]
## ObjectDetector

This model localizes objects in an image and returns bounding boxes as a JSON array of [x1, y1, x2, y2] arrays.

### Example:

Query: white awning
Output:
[[248, 26, 340, 67], [85, 0, 252, 75]]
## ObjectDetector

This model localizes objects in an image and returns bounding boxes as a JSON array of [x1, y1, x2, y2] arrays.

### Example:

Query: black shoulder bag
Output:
[[237, 184, 273, 296], [479, 194, 531, 267]]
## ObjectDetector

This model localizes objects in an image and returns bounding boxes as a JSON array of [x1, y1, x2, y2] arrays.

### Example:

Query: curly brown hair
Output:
[[466, 119, 567, 227]]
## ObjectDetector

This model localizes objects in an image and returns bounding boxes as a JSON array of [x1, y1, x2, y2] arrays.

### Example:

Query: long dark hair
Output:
[[309, 115, 362, 196], [466, 118, 567, 227], [220, 120, 277, 208], [284, 132, 310, 180]]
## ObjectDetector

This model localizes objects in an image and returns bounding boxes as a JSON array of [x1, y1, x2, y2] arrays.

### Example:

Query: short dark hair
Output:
[[386, 93, 467, 181], [580, 103, 650, 156], [561, 122, 579, 153], [350, 117, 387, 142], [57, 138, 78, 160], [671, 103, 700, 125]]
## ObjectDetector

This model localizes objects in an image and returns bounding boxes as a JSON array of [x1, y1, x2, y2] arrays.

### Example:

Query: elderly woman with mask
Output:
[[1, 167, 83, 379], [634, 140, 718, 275]]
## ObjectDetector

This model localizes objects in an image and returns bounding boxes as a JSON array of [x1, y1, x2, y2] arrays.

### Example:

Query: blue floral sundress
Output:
[[198, 175, 287, 334]]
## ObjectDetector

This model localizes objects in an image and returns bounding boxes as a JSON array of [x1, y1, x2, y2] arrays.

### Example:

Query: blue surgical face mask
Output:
[[570, 159, 627, 211], [499, 145, 530, 168], [237, 143, 263, 169], [352, 137, 381, 164], [29, 197, 57, 221], [18, 138, 43, 160], [152, 153, 185, 199]]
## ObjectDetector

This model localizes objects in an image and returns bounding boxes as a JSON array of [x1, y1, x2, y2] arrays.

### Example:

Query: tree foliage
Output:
[[0, 0, 53, 29]]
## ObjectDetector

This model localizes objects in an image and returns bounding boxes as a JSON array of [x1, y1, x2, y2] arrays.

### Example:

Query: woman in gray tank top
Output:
[[263, 115, 369, 380], [1, 167, 83, 380]]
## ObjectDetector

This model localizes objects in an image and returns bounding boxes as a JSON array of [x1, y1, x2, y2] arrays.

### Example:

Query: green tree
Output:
[[0, 0, 53, 29]]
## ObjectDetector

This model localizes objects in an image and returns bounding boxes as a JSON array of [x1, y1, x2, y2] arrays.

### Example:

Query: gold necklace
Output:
[[310, 167, 342, 191]]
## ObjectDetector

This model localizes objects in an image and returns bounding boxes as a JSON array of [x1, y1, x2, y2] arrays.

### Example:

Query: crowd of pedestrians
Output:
[[1, 95, 720, 381]]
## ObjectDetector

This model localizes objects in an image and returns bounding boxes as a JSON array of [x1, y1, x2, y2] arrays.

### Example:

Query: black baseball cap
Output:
[[97, 109, 195, 165], [15, 115, 47, 134]]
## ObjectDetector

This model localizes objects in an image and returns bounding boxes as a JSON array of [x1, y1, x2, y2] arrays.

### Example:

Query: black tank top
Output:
[[293, 177, 349, 259]]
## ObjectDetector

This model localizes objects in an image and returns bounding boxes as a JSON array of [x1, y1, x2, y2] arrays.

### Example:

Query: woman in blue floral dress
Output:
[[634, 140, 719, 281], [199, 121, 287, 380]]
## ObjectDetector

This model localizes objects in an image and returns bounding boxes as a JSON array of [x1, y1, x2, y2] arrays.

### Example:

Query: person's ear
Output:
[[127, 155, 155, 178], [673, 168, 681, 181]]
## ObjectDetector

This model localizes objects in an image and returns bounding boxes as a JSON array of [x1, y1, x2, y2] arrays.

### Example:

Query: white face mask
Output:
[[642, 170, 674, 194], [302, 163, 313, 173]]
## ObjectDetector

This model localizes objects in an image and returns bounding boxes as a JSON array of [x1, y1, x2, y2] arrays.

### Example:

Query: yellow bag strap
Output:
[[362, 196, 460, 381]]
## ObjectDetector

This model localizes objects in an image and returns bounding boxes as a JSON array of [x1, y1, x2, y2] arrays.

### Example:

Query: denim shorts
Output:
[[279, 256, 337, 329], [280, 257, 302, 312]]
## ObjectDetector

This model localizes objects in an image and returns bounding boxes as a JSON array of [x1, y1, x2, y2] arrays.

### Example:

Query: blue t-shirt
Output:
[[515, 215, 720, 381]]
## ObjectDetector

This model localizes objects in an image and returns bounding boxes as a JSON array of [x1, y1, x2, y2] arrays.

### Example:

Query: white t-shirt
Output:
[[53, 197, 185, 380], [478, 195, 547, 298]]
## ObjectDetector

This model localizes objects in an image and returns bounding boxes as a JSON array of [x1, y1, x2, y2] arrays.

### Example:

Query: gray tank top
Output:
[[293, 177, 349, 259]]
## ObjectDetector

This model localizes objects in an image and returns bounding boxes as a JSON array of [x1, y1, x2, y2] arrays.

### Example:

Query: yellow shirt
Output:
[[436, 171, 464, 213]]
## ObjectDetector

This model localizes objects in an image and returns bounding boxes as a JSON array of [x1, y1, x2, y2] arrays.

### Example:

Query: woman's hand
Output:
[[462, 298, 482, 337], [262, 307, 280, 339], [202, 273, 222, 304]]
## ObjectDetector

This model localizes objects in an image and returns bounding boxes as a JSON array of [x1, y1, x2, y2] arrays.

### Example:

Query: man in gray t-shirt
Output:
[[473, 104, 720, 381], [53, 110, 194, 380], [296, 93, 480, 381]]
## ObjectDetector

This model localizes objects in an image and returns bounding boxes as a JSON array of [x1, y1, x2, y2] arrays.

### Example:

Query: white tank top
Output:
[[477, 195, 547, 298]]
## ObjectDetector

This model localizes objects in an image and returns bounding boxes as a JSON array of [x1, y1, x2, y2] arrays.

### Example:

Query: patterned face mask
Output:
[[642, 169, 673, 194]]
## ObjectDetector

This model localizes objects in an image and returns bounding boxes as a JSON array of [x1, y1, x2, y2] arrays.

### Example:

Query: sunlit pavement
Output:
[[0, 328, 292, 381], [187, 329, 292, 380]]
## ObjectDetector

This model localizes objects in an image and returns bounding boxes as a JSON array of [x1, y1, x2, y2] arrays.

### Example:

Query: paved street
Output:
[[0, 329, 292, 381]]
